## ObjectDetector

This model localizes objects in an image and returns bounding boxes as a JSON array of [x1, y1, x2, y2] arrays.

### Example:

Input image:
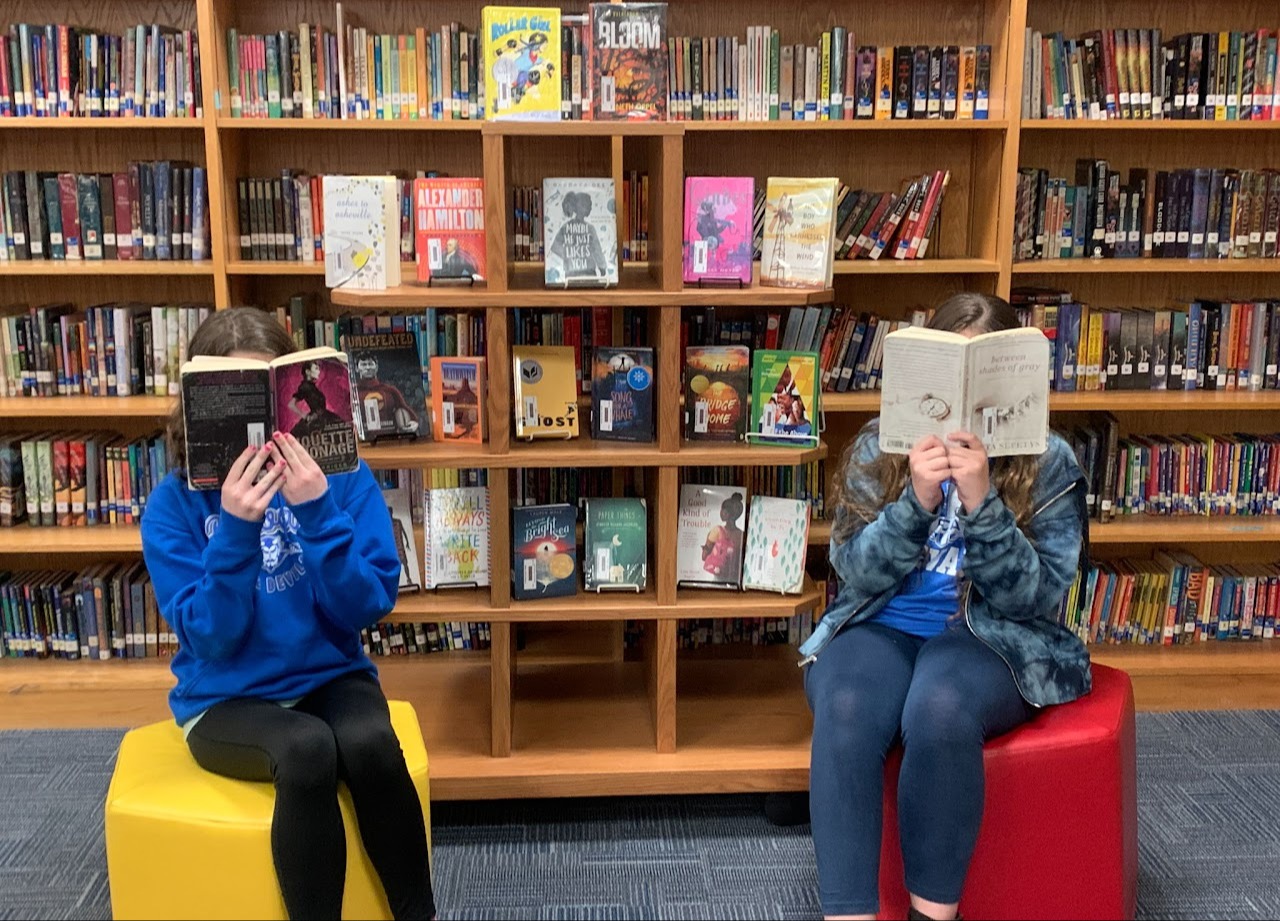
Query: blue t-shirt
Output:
[[873, 483, 966, 638]]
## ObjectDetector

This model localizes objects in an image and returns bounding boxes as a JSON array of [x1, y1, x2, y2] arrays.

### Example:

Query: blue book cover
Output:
[[1054, 302, 1080, 392], [1185, 301, 1202, 391], [512, 503, 578, 600], [590, 346, 654, 442]]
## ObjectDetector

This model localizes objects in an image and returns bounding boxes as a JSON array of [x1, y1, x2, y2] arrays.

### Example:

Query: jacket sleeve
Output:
[[289, 464, 400, 631], [141, 488, 264, 662]]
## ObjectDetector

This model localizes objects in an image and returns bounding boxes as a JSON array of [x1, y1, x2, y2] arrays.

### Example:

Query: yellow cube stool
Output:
[[105, 700, 430, 921]]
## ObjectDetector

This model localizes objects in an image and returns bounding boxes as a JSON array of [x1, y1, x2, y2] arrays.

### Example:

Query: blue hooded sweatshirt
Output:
[[140, 461, 400, 726]]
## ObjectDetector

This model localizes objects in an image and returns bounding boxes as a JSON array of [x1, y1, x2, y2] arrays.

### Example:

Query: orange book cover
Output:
[[430, 356, 486, 443]]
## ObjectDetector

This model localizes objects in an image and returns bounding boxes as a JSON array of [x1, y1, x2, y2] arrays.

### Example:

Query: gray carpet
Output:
[[3, 711, 1280, 920]]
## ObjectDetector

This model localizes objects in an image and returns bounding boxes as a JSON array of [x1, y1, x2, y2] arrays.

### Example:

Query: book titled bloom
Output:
[[761, 177, 838, 289], [322, 175, 401, 290], [588, 2, 668, 120], [683, 176, 754, 284], [741, 495, 810, 594], [413, 177, 486, 282], [542, 177, 619, 285], [424, 486, 491, 589]]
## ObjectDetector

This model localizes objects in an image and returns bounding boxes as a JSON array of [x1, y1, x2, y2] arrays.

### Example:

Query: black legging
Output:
[[186, 671, 436, 921]]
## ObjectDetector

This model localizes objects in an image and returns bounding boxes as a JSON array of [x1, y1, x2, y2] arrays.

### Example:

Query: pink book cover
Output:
[[682, 176, 754, 284]]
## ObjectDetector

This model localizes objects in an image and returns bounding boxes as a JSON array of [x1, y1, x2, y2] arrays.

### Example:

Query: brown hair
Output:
[[167, 307, 296, 470], [831, 293, 1039, 541]]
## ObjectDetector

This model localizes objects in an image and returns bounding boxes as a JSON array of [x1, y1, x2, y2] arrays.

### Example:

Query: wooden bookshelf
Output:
[[0, 261, 215, 276], [808, 518, 1280, 547], [0, 117, 203, 130], [0, 396, 174, 418]]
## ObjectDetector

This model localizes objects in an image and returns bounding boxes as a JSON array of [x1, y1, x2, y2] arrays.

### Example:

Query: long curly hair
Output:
[[831, 293, 1040, 542]]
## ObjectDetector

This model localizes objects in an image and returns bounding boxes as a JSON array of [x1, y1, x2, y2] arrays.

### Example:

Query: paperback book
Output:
[[345, 331, 426, 440], [588, 2, 668, 120], [590, 346, 655, 442], [514, 345, 580, 439], [430, 357, 487, 444], [322, 176, 401, 289], [424, 486, 492, 589], [750, 350, 820, 446], [741, 495, 810, 594], [383, 485, 423, 593], [676, 484, 747, 588], [542, 177, 619, 285], [512, 502, 578, 599], [482, 6, 563, 120], [761, 177, 839, 289], [583, 497, 648, 591], [684, 345, 750, 442], [413, 177, 486, 282], [683, 176, 754, 284]]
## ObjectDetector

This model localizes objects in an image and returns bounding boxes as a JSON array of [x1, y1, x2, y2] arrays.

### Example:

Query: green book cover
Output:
[[768, 30, 781, 120], [584, 497, 647, 591], [750, 350, 820, 445], [266, 35, 282, 118], [742, 495, 809, 594]]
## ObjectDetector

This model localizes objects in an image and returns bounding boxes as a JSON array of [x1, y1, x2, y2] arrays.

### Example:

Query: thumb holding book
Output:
[[908, 434, 950, 513], [945, 430, 991, 513]]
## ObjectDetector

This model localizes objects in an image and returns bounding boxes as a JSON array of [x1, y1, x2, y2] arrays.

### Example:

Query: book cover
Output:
[[684, 345, 749, 442], [429, 356, 487, 444], [424, 486, 491, 589], [676, 483, 747, 588], [0, 438, 25, 527], [583, 497, 647, 590], [270, 351, 360, 474], [322, 175, 401, 290], [413, 176, 486, 282], [542, 177, 618, 285], [482, 6, 562, 120], [741, 495, 810, 594], [513, 344, 579, 438], [590, 346, 654, 442], [761, 177, 838, 289], [346, 331, 426, 439], [512, 502, 577, 599], [682, 176, 753, 284], [588, 2, 667, 120], [750, 350, 819, 445], [383, 484, 422, 593]]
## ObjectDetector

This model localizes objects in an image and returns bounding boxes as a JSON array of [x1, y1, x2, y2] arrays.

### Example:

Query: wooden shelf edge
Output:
[[831, 258, 1000, 275], [215, 117, 483, 131], [1021, 119, 1280, 131], [0, 261, 216, 276], [0, 116, 203, 129], [684, 118, 1008, 132], [330, 283, 833, 308], [0, 396, 175, 417], [1013, 258, 1280, 274]]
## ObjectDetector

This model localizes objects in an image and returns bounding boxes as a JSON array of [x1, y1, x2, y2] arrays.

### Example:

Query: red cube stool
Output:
[[877, 663, 1137, 921]]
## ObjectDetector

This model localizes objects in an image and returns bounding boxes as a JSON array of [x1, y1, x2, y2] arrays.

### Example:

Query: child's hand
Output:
[[272, 432, 329, 506], [221, 445, 285, 522], [946, 431, 991, 513], [908, 435, 950, 512]]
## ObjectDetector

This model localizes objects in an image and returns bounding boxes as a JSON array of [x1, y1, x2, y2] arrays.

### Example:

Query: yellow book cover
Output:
[[482, 6, 562, 120], [514, 345, 579, 438], [959, 47, 976, 118], [761, 177, 838, 289], [875, 47, 893, 119], [1087, 309, 1104, 391], [820, 32, 831, 119]]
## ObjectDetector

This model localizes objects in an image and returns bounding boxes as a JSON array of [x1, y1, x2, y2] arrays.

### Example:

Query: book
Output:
[[424, 486, 491, 588], [345, 330, 426, 439], [413, 176, 486, 282], [588, 2, 667, 120], [878, 325, 1051, 457], [741, 495, 810, 594], [383, 484, 422, 593], [429, 356, 486, 444], [542, 177, 618, 285], [761, 177, 838, 289], [482, 6, 562, 120], [684, 344, 750, 442], [322, 176, 401, 289], [590, 346, 655, 442], [682, 176, 754, 284], [513, 344, 579, 439], [676, 483, 747, 588], [749, 350, 820, 446], [179, 347, 359, 490], [583, 496, 647, 590], [512, 502, 577, 599]]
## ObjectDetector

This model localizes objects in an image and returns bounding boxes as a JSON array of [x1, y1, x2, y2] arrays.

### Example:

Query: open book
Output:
[[180, 347, 360, 490], [878, 326, 1050, 457]]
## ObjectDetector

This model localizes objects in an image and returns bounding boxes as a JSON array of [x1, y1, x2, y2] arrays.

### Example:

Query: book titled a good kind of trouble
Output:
[[180, 347, 359, 490]]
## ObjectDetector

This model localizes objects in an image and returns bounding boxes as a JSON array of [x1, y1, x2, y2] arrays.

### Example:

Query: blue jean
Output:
[[804, 620, 1033, 916]]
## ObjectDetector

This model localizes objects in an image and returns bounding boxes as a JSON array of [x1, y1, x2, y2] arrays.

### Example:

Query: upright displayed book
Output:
[[749, 350, 821, 447], [684, 345, 750, 442], [513, 345, 579, 439], [383, 485, 423, 594], [588, 3, 668, 120], [590, 346, 655, 442], [682, 176, 754, 284], [179, 347, 359, 490], [512, 502, 578, 599], [413, 177, 486, 282], [761, 177, 839, 289], [878, 326, 1051, 456], [676, 484, 747, 588], [482, 6, 563, 120], [542, 177, 619, 285], [430, 357, 487, 444], [742, 495, 810, 594], [344, 331, 426, 440], [583, 497, 647, 591], [424, 486, 492, 589], [322, 176, 401, 289]]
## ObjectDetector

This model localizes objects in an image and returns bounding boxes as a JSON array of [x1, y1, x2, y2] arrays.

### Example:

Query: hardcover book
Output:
[[513, 345, 579, 439], [682, 176, 753, 284], [761, 177, 838, 289], [322, 176, 401, 290], [676, 483, 747, 588], [482, 6, 563, 120], [750, 350, 820, 446], [383, 485, 423, 593], [345, 331, 426, 440], [512, 502, 577, 599], [179, 347, 359, 490], [590, 346, 655, 442], [583, 497, 647, 591], [741, 495, 810, 594], [413, 177, 486, 282], [588, 3, 667, 120], [878, 326, 1050, 457], [542, 177, 619, 285], [430, 356, 487, 444], [424, 486, 491, 589], [684, 345, 750, 442]]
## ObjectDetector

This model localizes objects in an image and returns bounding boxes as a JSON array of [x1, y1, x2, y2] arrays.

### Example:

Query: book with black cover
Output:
[[344, 329, 426, 440]]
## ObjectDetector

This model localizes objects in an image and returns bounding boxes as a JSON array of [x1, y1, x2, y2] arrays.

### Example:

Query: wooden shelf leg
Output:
[[490, 621, 515, 758], [646, 619, 677, 754]]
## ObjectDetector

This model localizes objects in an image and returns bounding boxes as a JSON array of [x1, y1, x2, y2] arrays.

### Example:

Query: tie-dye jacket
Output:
[[798, 420, 1092, 708]]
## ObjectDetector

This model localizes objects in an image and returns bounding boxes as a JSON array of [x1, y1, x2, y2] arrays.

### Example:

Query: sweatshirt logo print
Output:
[[260, 508, 303, 574]]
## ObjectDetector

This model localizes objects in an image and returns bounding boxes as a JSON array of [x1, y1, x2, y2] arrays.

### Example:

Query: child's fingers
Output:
[[246, 462, 285, 501], [272, 430, 303, 465], [239, 445, 274, 485], [225, 445, 257, 482]]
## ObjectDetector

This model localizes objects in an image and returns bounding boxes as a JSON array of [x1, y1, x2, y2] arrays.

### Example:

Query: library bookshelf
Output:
[[3, 0, 1279, 799]]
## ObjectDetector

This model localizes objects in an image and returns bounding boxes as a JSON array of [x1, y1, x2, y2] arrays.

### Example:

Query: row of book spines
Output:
[[0, 23, 201, 119], [1059, 559, 1280, 646], [362, 620, 491, 656], [283, 308, 487, 368], [679, 462, 828, 520], [829, 173, 950, 262], [675, 612, 821, 649], [512, 306, 649, 394], [1, 305, 208, 400], [1029, 28, 1280, 121], [227, 23, 480, 121], [0, 432, 166, 529], [0, 566, 175, 661], [514, 469, 644, 510]]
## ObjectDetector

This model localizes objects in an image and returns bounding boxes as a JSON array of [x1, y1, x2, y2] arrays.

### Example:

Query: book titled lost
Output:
[[180, 347, 359, 490], [583, 497, 647, 591], [512, 503, 578, 599]]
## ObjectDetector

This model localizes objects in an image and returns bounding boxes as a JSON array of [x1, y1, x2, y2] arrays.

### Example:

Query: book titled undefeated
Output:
[[878, 326, 1051, 457], [180, 347, 359, 490]]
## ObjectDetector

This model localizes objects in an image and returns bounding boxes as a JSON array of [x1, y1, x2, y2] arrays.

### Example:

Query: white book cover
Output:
[[676, 484, 747, 588], [741, 495, 810, 594], [761, 177, 838, 289], [383, 485, 422, 593], [322, 175, 402, 290], [877, 325, 1050, 457], [424, 486, 491, 588], [542, 177, 619, 286]]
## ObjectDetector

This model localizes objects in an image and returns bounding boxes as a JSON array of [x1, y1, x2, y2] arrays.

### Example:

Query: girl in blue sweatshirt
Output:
[[141, 308, 436, 921]]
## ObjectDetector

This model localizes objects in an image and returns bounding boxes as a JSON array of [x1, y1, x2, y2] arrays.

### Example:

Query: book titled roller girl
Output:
[[482, 6, 563, 120]]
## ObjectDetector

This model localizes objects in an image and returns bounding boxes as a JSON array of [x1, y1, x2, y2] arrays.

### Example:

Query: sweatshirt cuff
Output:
[[290, 488, 339, 535], [957, 486, 1006, 534], [883, 486, 937, 541], [213, 508, 265, 556]]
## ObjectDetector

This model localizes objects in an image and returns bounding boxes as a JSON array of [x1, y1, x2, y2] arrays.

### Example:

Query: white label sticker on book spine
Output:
[[600, 76, 615, 112], [442, 402, 455, 434], [693, 400, 709, 433], [599, 399, 613, 432], [523, 396, 538, 427], [693, 240, 708, 274], [428, 237, 442, 270], [363, 396, 382, 430], [522, 558, 537, 591]]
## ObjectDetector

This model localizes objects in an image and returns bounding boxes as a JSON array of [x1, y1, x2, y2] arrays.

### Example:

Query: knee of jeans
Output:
[[274, 725, 339, 788], [900, 684, 979, 748]]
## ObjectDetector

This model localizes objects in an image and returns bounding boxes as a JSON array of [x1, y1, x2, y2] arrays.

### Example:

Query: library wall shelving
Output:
[[2, 0, 1279, 800]]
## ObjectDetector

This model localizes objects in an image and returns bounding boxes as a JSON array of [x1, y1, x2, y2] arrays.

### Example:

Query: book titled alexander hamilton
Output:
[[591, 346, 655, 442], [512, 502, 577, 599], [742, 495, 810, 594], [583, 497, 647, 591], [413, 177, 486, 283], [588, 2, 668, 120], [180, 347, 359, 490], [684, 345, 750, 442], [683, 176, 754, 284]]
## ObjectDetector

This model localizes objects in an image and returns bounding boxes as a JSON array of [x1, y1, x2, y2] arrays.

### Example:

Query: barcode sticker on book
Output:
[[1171, 362, 1183, 377], [428, 238, 443, 270], [694, 400, 709, 433], [1138, 358, 1149, 374], [247, 423, 265, 450], [1184, 367, 1196, 383], [595, 547, 611, 581], [762, 403, 777, 432], [599, 399, 613, 432], [522, 558, 537, 591], [982, 406, 997, 443], [1154, 363, 1165, 378], [497, 80, 512, 110], [600, 76, 616, 112], [364, 395, 382, 430], [693, 241, 709, 274], [524, 396, 539, 427], [1121, 361, 1133, 376], [49, 232, 63, 245], [442, 402, 455, 434]]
